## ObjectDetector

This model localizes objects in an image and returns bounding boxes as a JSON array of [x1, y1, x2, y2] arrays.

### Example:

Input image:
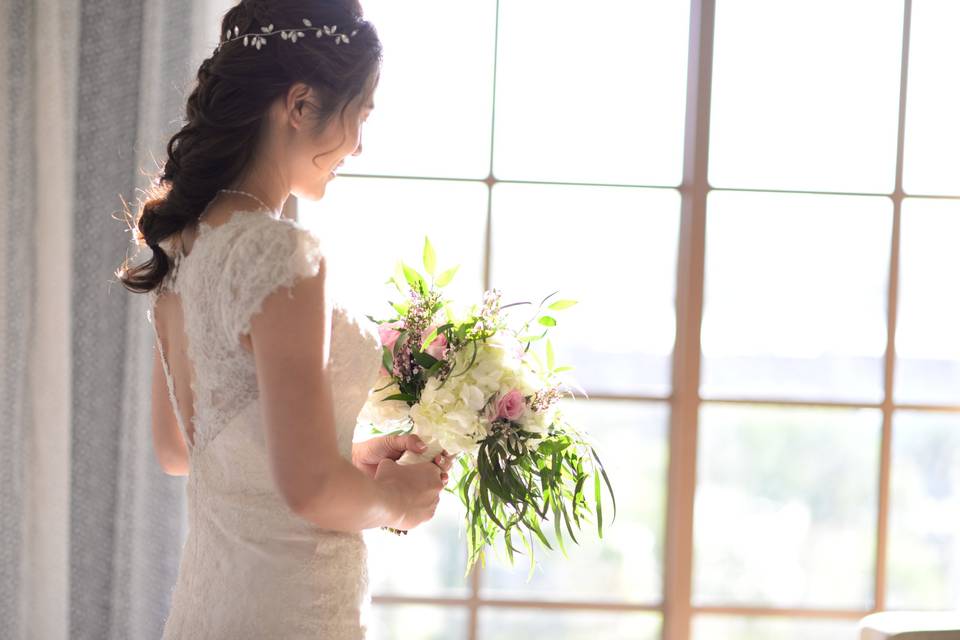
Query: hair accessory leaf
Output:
[[217, 18, 359, 52]]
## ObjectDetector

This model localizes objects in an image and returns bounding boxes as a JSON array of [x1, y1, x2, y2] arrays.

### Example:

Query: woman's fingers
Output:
[[433, 453, 454, 471]]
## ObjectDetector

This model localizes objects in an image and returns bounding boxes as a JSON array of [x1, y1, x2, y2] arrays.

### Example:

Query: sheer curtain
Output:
[[0, 0, 231, 638]]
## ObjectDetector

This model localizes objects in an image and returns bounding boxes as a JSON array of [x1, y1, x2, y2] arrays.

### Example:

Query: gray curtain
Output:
[[1, 0, 231, 638]]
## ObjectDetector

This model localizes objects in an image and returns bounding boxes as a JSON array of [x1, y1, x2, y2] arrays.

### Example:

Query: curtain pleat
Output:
[[1, 0, 228, 638]]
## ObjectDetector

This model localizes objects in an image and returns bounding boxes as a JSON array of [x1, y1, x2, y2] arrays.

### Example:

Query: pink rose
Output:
[[378, 320, 403, 351], [378, 321, 403, 376], [496, 389, 525, 422], [423, 325, 448, 360]]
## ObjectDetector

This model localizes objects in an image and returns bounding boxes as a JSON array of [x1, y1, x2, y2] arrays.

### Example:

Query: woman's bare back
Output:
[[150, 198, 264, 448]]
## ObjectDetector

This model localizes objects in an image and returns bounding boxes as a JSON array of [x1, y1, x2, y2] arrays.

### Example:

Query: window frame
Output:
[[292, 1, 960, 637]]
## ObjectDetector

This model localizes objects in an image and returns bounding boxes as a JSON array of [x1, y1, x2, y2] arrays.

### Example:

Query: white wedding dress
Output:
[[146, 208, 383, 639]]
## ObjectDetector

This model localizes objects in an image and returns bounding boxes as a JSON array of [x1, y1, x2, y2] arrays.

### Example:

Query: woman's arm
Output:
[[249, 258, 404, 531], [151, 343, 189, 476]]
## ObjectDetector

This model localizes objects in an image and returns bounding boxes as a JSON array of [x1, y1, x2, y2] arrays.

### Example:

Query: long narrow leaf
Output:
[[479, 484, 506, 530], [594, 469, 603, 539], [590, 446, 617, 523], [423, 236, 436, 276]]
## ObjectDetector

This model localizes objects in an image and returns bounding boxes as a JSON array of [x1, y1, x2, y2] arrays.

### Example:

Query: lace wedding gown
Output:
[[146, 208, 383, 639]]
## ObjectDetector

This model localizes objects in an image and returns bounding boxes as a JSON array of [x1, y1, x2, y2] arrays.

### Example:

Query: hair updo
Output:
[[116, 0, 382, 294]]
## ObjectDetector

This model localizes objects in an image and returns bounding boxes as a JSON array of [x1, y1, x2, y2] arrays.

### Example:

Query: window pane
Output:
[[903, 0, 960, 195], [709, 0, 903, 192], [300, 177, 488, 315], [895, 198, 960, 405], [489, 183, 680, 396], [692, 615, 861, 640], [368, 604, 469, 640], [492, 0, 689, 186], [888, 410, 960, 610], [480, 400, 667, 604], [346, 0, 496, 179], [694, 404, 880, 609], [701, 191, 891, 403], [478, 608, 660, 640]]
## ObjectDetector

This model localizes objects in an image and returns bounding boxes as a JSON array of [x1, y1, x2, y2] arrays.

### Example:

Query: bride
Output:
[[115, 0, 453, 637]]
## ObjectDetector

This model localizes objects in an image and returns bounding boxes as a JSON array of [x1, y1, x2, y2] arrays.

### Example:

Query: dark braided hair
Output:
[[116, 0, 382, 294]]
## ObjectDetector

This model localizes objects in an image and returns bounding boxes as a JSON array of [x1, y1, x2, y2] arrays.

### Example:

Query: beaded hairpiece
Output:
[[217, 18, 359, 51]]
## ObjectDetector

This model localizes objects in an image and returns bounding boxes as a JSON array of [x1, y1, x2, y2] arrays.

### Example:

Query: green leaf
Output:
[[421, 325, 439, 350], [469, 498, 482, 557], [435, 264, 460, 288], [538, 315, 557, 327], [479, 483, 506, 530], [389, 300, 410, 315], [393, 261, 407, 290], [413, 351, 438, 369], [551, 486, 569, 559], [560, 498, 579, 545], [546, 338, 555, 371], [401, 261, 424, 292], [591, 446, 617, 524], [573, 474, 587, 527], [553, 365, 575, 373], [518, 332, 547, 343], [460, 469, 478, 508], [423, 236, 436, 276], [381, 346, 393, 375], [518, 526, 536, 581], [383, 392, 417, 403], [594, 468, 603, 539], [537, 290, 560, 309], [547, 299, 578, 311], [527, 349, 545, 372], [387, 276, 405, 295], [480, 445, 510, 504], [522, 510, 552, 550]]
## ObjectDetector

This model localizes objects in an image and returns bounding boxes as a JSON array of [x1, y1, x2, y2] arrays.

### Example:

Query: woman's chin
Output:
[[292, 183, 326, 202]]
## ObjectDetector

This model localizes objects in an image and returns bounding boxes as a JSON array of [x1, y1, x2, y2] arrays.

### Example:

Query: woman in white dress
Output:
[[115, 0, 453, 637]]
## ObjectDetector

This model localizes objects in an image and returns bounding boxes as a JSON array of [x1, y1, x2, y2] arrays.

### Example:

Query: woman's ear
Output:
[[284, 82, 312, 130]]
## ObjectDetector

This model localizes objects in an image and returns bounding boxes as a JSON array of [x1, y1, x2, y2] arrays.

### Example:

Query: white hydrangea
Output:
[[357, 374, 411, 429], [409, 376, 485, 455], [359, 328, 554, 456], [522, 402, 558, 436]]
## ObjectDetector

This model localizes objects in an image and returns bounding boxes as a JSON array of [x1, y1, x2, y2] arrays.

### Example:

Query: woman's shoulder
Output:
[[213, 210, 329, 341], [217, 210, 324, 270]]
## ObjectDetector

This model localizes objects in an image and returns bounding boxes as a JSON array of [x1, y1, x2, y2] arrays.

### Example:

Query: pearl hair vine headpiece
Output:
[[216, 19, 359, 52]]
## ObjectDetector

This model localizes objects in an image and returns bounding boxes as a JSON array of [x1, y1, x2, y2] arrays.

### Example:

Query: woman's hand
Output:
[[352, 434, 454, 484]]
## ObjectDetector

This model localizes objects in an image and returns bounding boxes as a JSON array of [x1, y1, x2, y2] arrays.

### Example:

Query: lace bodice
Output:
[[147, 208, 381, 458], [146, 209, 383, 639]]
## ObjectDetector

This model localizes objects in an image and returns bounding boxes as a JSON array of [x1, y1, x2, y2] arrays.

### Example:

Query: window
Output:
[[299, 1, 959, 638]]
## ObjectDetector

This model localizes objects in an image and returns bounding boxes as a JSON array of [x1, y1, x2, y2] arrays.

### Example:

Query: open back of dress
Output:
[[152, 283, 198, 450]]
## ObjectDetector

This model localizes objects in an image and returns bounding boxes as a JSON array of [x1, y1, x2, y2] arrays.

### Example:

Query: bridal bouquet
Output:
[[357, 238, 616, 577]]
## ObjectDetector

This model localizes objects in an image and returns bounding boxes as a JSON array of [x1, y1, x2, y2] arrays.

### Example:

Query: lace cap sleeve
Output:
[[218, 215, 325, 345]]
